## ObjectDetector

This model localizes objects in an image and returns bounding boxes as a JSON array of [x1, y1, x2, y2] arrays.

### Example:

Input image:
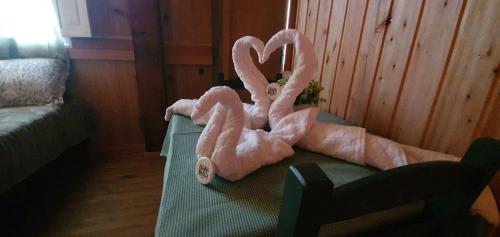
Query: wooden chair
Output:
[[277, 138, 500, 237]]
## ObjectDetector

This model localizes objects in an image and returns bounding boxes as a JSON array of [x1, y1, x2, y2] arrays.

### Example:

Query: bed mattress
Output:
[[0, 98, 95, 193]]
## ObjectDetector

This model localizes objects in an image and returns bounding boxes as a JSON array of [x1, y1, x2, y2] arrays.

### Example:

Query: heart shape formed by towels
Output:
[[233, 29, 317, 129]]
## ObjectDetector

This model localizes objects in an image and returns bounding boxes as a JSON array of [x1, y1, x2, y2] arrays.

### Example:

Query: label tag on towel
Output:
[[195, 157, 215, 185], [266, 83, 281, 101]]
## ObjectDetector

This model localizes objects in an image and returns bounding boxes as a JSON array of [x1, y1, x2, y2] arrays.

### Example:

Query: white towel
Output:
[[263, 29, 317, 129], [233, 36, 271, 129], [193, 86, 318, 181]]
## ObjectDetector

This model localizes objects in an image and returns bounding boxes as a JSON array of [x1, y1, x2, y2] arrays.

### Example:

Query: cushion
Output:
[[0, 58, 68, 108], [0, 98, 95, 193]]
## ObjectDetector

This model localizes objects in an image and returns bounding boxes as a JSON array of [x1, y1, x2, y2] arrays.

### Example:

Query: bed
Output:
[[0, 98, 95, 194], [155, 113, 496, 236]]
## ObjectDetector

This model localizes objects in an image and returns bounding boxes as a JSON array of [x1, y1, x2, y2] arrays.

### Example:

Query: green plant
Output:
[[276, 77, 326, 106]]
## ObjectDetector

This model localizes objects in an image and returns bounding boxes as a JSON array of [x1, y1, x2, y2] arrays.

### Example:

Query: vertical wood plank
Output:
[[345, 0, 392, 126], [364, 0, 424, 135], [328, 0, 368, 117], [128, 0, 167, 151], [319, 0, 348, 110], [70, 61, 145, 149], [292, 0, 309, 69], [311, 0, 333, 82], [296, 0, 309, 33], [478, 85, 500, 141], [229, 0, 288, 80], [423, 0, 500, 155], [222, 0, 231, 79], [284, 0, 298, 71], [390, 0, 464, 146], [304, 0, 320, 42]]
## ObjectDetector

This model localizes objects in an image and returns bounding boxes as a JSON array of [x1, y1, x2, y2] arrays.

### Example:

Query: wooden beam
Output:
[[284, 0, 298, 71], [211, 0, 223, 83], [128, 0, 167, 151]]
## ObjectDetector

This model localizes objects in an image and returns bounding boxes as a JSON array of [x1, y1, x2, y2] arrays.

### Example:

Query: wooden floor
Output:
[[0, 148, 165, 237]]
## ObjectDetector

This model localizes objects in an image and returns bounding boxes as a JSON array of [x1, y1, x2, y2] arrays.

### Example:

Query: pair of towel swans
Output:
[[165, 29, 459, 184]]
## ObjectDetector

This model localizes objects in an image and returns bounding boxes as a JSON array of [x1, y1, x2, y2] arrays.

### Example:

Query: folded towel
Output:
[[263, 29, 317, 129], [233, 36, 271, 129], [193, 86, 317, 182]]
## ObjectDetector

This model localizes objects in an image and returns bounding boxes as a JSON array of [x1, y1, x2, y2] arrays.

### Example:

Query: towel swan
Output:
[[264, 29, 459, 169], [192, 86, 318, 182], [165, 36, 271, 130]]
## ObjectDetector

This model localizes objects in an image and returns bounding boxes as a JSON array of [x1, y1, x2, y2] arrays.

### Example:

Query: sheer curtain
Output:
[[0, 0, 66, 59]]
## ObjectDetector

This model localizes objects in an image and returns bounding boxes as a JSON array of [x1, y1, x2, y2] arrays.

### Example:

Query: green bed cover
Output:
[[0, 98, 94, 194], [156, 113, 398, 237]]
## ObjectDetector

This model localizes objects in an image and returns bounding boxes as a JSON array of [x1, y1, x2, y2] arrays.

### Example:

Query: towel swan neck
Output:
[[262, 29, 317, 128], [232, 37, 270, 129]]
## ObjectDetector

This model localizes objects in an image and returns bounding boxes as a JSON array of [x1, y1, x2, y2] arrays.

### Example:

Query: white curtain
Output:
[[0, 0, 66, 59]]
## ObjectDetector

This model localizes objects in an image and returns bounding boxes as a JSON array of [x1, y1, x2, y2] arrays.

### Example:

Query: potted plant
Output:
[[275, 71, 326, 110]]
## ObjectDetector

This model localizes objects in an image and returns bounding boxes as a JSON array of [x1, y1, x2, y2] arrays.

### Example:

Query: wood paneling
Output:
[[364, 0, 424, 135], [129, 0, 168, 151], [319, 0, 348, 110], [163, 43, 212, 65], [304, 0, 320, 42], [295, 0, 500, 156], [329, 0, 368, 117], [165, 65, 213, 104], [228, 0, 288, 80], [69, 60, 145, 150], [310, 0, 333, 82], [390, 0, 465, 146], [346, 0, 392, 126], [423, 0, 500, 154], [87, 0, 132, 39], [159, 0, 214, 105]]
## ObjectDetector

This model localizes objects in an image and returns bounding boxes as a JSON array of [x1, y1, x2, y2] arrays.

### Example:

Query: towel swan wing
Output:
[[193, 86, 294, 182]]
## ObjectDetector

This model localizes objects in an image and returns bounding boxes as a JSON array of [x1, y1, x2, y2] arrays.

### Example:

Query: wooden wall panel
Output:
[[304, 0, 319, 42], [87, 0, 132, 39], [160, 0, 213, 105], [228, 0, 288, 80], [293, 0, 310, 69], [165, 65, 213, 101], [423, 0, 500, 154], [329, 0, 368, 116], [69, 60, 144, 150], [345, 0, 392, 126], [318, 0, 348, 110], [390, 0, 464, 146], [294, 0, 499, 156], [310, 0, 333, 82], [68, 1, 146, 152], [364, 0, 424, 136]]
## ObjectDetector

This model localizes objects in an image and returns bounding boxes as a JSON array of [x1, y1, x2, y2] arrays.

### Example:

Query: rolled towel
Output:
[[194, 86, 318, 182], [233, 36, 271, 129], [263, 29, 317, 129]]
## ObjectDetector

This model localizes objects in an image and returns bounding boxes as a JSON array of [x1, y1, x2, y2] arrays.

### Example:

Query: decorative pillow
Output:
[[0, 58, 69, 108]]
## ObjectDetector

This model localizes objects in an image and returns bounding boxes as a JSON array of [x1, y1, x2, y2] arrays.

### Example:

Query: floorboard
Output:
[[0, 150, 165, 237]]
